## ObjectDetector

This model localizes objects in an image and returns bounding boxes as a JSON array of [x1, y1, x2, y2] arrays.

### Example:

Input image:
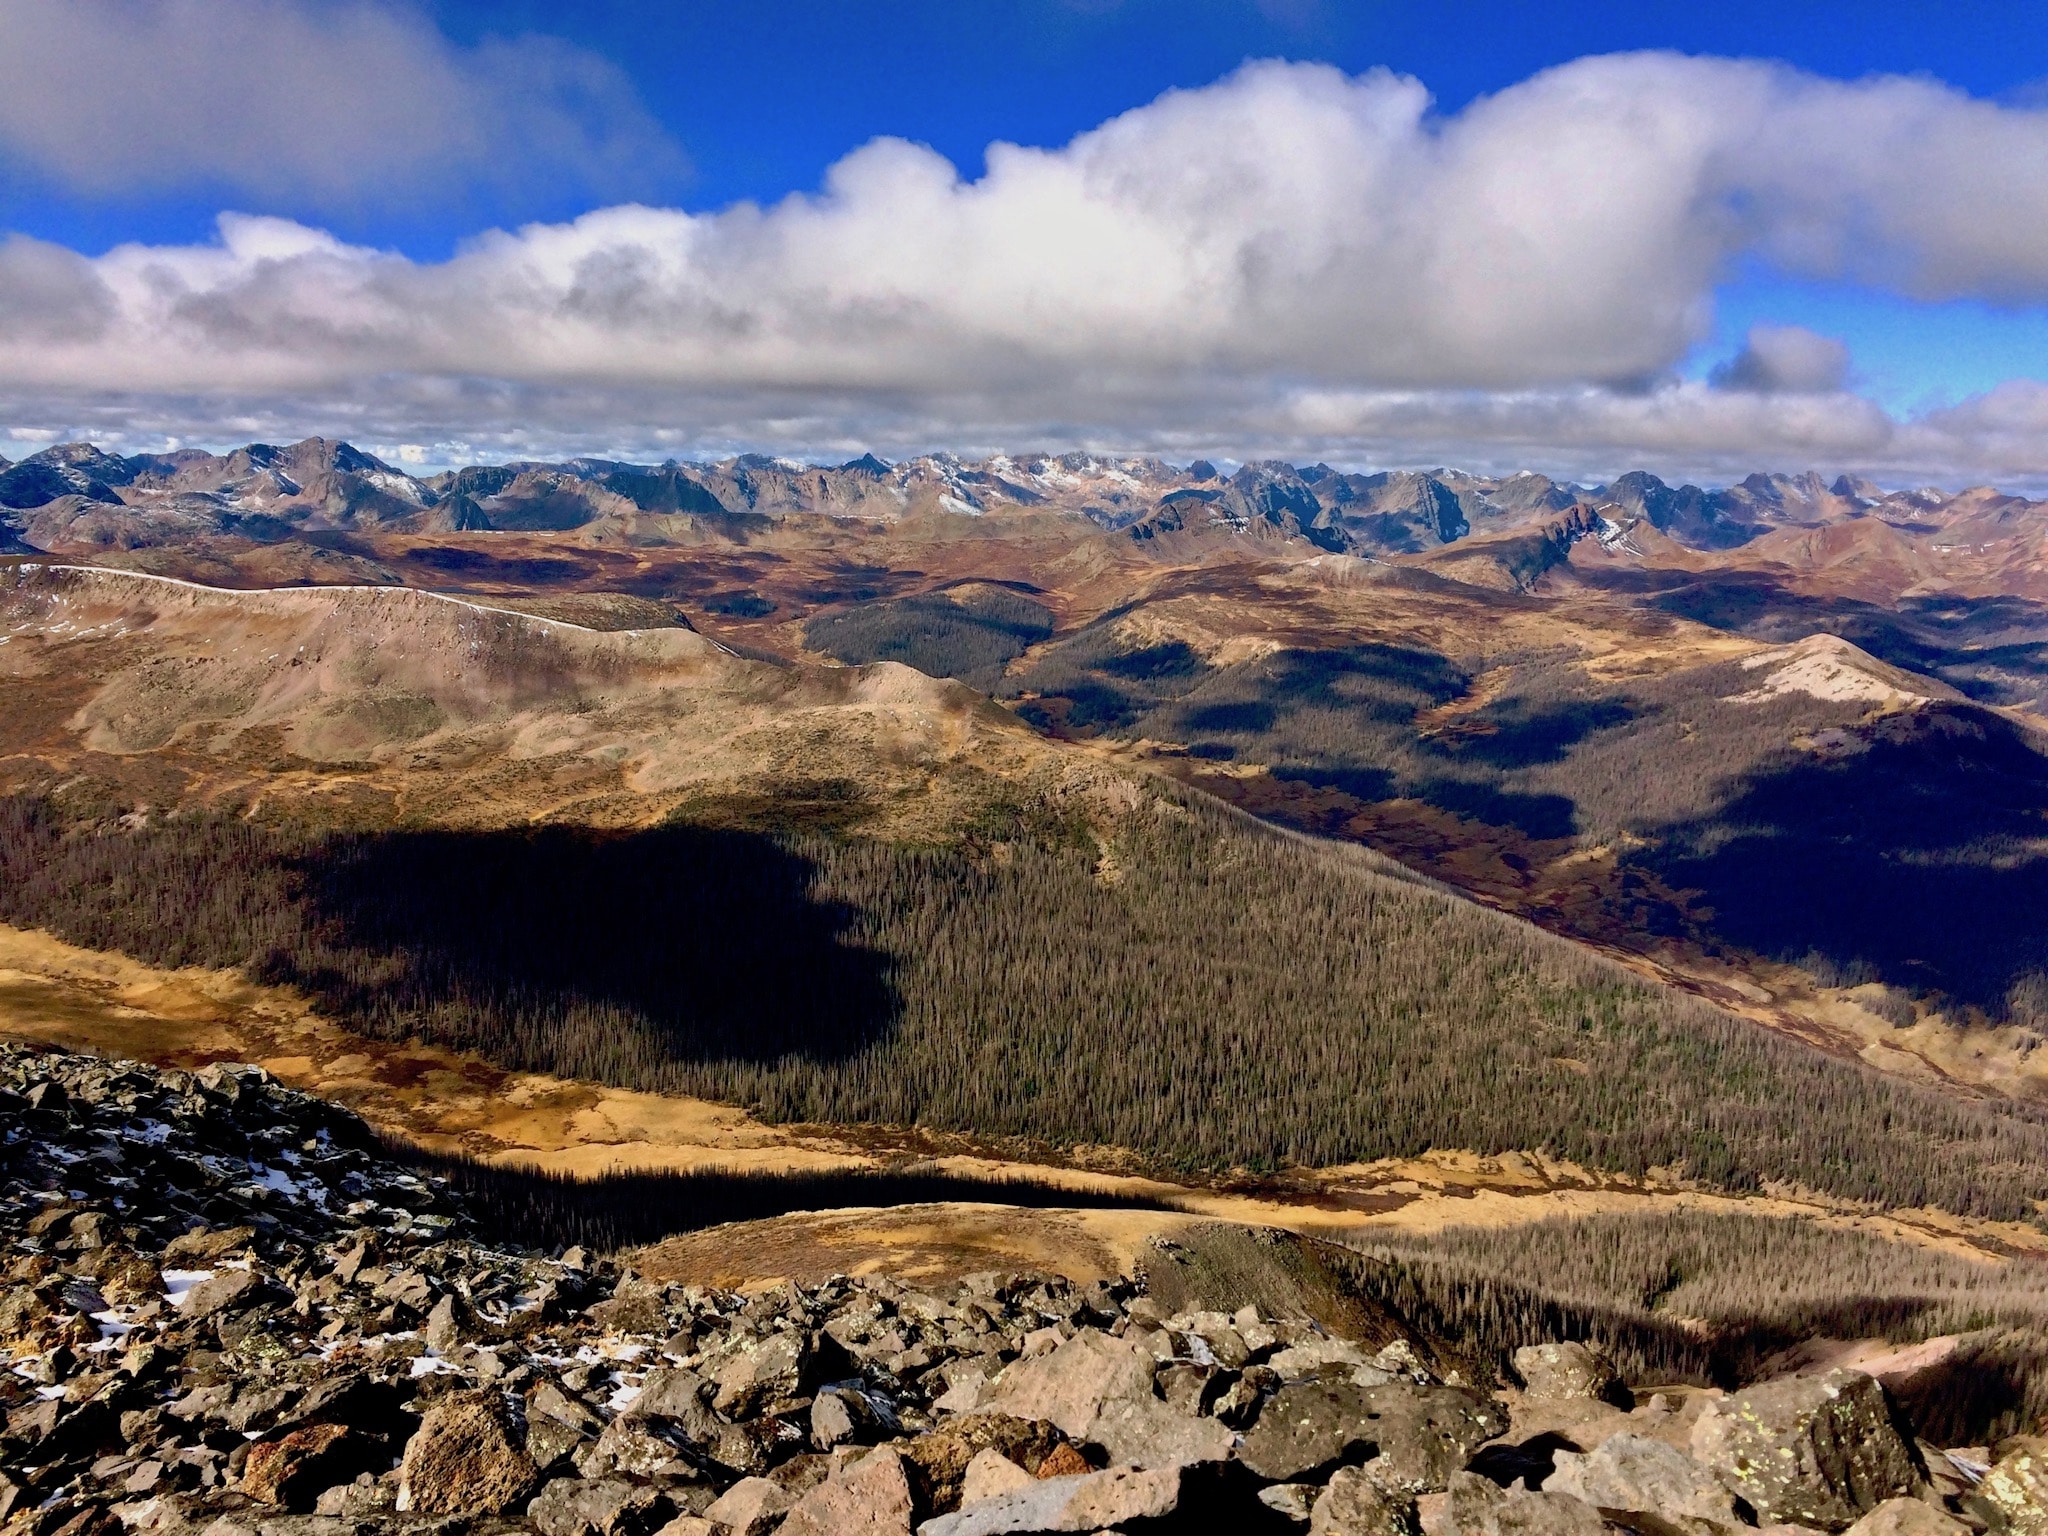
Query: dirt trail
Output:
[[0, 921, 2036, 1287]]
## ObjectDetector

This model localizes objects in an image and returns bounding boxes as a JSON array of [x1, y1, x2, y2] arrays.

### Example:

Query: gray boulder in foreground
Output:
[[1547, 1432, 1744, 1530], [1691, 1370, 1921, 1531]]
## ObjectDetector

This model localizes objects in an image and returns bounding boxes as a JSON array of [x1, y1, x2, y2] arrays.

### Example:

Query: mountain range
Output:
[[3, 437, 2040, 570]]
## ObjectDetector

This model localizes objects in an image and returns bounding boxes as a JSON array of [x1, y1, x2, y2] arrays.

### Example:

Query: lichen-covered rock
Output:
[[396, 1388, 541, 1516], [1691, 1371, 1921, 1532], [1240, 1381, 1388, 1482], [1314, 1466, 1424, 1536], [1513, 1343, 1621, 1405], [1362, 1385, 1512, 1496], [1171, 1374, 1506, 1493], [1970, 1441, 2048, 1535], [711, 1331, 812, 1418]]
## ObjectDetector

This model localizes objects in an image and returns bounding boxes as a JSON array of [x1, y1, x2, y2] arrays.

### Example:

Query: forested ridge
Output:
[[4, 791, 2047, 1219], [1348, 1210, 2048, 1444]]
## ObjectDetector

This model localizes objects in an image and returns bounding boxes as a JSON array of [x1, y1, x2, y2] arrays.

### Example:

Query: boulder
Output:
[[178, 1268, 269, 1321], [629, 1365, 720, 1439], [1241, 1382, 1388, 1483], [1841, 1499, 1969, 1536], [978, 1328, 1157, 1439], [960, 1448, 1038, 1506], [918, 1464, 1188, 1536], [1271, 1337, 1384, 1383], [587, 1279, 670, 1335], [1970, 1441, 2048, 1535], [395, 1388, 540, 1516], [703, 1477, 796, 1536], [1547, 1433, 1742, 1530], [1691, 1372, 1920, 1531], [162, 1227, 257, 1267], [531, 1379, 606, 1436], [529, 1475, 678, 1536], [239, 1423, 374, 1510], [1362, 1386, 1509, 1496], [712, 1331, 812, 1418], [1440, 1470, 1608, 1536], [781, 1445, 915, 1536], [527, 1413, 592, 1475], [813, 1381, 899, 1450], [422, 1293, 471, 1351], [1514, 1345, 1622, 1406], [578, 1416, 700, 1479], [1315, 1466, 1423, 1536], [1159, 1361, 1226, 1415], [1244, 1381, 1506, 1491], [899, 1414, 1074, 1515], [1084, 1393, 1235, 1470], [975, 1326, 1226, 1469], [712, 1415, 807, 1478]]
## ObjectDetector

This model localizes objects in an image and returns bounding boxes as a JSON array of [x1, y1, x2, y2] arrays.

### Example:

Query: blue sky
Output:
[[0, 0, 2045, 481]]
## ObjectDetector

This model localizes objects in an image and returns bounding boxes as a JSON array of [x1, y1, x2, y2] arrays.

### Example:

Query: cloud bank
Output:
[[0, 0, 683, 209], [1, 48, 2046, 480]]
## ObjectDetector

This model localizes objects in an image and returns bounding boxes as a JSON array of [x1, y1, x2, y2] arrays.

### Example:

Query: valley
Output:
[[7, 437, 2048, 1535]]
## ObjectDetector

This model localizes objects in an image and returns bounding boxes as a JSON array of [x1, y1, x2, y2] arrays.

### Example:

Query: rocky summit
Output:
[[0, 1043, 2034, 1536]]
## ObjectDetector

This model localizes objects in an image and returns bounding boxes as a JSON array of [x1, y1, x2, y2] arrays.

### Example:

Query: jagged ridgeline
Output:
[[5, 791, 2048, 1217]]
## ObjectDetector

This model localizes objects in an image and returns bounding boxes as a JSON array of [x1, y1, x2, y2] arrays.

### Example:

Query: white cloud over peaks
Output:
[[2, 51, 2048, 480], [0, 0, 683, 207]]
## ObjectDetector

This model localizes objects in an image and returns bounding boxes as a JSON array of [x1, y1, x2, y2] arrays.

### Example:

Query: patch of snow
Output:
[[161, 1269, 214, 1309]]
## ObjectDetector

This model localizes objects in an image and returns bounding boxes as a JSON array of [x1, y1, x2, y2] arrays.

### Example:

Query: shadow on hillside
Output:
[[266, 822, 900, 1068], [389, 1143, 1180, 1254], [1639, 702, 2048, 1014]]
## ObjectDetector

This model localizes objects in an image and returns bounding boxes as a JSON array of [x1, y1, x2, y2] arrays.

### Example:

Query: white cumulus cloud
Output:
[[0, 50, 2046, 481]]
